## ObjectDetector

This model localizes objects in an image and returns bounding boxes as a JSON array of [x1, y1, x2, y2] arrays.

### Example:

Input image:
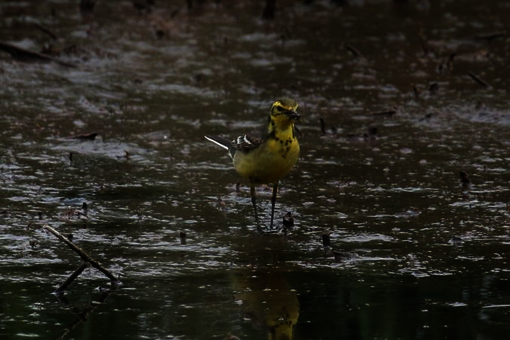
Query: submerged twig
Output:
[[370, 110, 396, 118], [345, 44, 365, 59], [179, 231, 187, 245], [282, 212, 294, 228], [319, 118, 326, 136], [54, 262, 90, 294], [54, 290, 113, 340], [419, 112, 434, 122], [473, 31, 506, 42], [34, 23, 59, 40], [43, 225, 121, 286], [72, 132, 98, 140], [322, 232, 331, 247], [468, 72, 490, 88]]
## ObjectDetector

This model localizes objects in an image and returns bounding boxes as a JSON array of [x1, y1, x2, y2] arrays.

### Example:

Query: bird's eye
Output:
[[275, 105, 283, 112]]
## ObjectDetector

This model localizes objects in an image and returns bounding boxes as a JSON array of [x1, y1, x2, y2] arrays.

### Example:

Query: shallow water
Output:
[[1, 0, 510, 339]]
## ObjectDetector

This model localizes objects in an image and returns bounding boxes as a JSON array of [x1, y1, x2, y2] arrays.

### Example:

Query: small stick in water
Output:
[[322, 232, 331, 247], [345, 44, 365, 59], [468, 72, 490, 88], [319, 118, 326, 136], [370, 110, 396, 118], [54, 262, 89, 294], [34, 23, 59, 40], [43, 225, 121, 287]]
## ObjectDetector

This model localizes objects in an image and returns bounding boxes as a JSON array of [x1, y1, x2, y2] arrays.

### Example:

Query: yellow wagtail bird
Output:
[[205, 98, 301, 232]]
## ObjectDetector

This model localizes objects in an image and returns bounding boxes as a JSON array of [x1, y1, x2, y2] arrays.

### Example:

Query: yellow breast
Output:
[[234, 131, 299, 184]]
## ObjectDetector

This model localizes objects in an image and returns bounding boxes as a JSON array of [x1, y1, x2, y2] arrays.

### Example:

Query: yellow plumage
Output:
[[205, 98, 300, 231]]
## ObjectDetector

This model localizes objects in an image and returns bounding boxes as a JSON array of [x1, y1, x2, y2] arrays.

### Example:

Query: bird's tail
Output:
[[205, 135, 231, 151]]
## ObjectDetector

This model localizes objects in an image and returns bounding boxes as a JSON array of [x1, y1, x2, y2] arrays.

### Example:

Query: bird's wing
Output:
[[232, 131, 263, 153]]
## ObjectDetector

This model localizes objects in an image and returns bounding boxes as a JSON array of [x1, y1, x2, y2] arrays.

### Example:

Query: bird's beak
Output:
[[286, 110, 301, 121]]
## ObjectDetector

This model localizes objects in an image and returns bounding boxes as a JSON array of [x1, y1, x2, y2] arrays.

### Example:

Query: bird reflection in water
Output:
[[233, 268, 299, 340]]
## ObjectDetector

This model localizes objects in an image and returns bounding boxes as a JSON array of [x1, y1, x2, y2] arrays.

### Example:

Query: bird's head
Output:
[[269, 98, 300, 124]]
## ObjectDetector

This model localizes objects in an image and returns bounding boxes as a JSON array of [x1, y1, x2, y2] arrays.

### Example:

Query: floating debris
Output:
[[419, 112, 435, 122], [319, 118, 326, 136], [468, 72, 490, 88], [34, 23, 59, 40], [0, 41, 76, 67], [333, 251, 355, 262], [370, 110, 396, 118], [428, 82, 439, 94], [448, 236, 464, 246], [73, 132, 98, 140], [322, 232, 331, 248], [345, 43, 365, 59], [473, 31, 506, 42], [282, 212, 294, 228], [460, 170, 472, 192], [347, 126, 378, 143]]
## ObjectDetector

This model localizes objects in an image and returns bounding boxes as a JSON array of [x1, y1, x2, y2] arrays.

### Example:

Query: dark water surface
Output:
[[1, 1, 510, 339]]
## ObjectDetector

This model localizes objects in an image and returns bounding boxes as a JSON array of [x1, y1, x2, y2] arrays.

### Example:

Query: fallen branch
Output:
[[43, 225, 121, 286], [0, 41, 76, 67]]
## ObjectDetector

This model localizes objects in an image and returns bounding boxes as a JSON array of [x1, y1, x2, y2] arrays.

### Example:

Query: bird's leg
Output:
[[250, 184, 263, 233], [270, 181, 279, 229]]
